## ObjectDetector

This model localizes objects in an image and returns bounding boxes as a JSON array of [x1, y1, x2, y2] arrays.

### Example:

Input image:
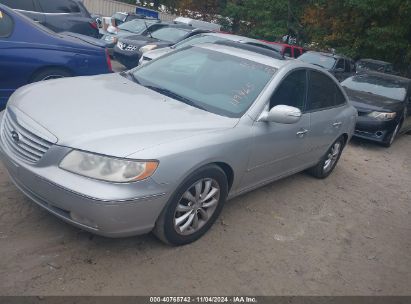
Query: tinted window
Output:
[[270, 70, 306, 111], [38, 0, 80, 13], [131, 47, 277, 118], [0, 9, 13, 37], [284, 47, 292, 57], [336, 59, 344, 70], [294, 48, 301, 58], [344, 60, 351, 72], [307, 71, 345, 110], [1, 0, 36, 11]]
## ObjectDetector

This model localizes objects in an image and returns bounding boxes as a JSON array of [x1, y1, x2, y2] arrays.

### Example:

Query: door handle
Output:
[[332, 122, 342, 128], [296, 128, 308, 138]]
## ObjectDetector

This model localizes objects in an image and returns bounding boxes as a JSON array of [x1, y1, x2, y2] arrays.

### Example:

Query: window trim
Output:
[[305, 69, 347, 113], [0, 10, 14, 38]]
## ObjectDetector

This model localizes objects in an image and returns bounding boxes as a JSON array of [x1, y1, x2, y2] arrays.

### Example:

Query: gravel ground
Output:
[[0, 126, 410, 295]]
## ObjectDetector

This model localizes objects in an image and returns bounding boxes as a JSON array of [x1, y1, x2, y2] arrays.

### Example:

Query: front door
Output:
[[242, 69, 311, 189]]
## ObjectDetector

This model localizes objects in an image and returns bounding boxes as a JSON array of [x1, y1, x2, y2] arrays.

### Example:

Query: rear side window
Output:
[[0, 10, 13, 37], [307, 70, 346, 111], [1, 0, 36, 11], [270, 70, 306, 111], [38, 0, 80, 13]]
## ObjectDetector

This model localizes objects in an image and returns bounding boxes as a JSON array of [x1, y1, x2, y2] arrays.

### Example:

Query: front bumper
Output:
[[353, 116, 399, 143], [113, 46, 142, 69], [0, 111, 171, 237]]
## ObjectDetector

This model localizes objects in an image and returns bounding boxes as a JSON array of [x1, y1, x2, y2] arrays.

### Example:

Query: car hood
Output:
[[8, 74, 238, 158], [344, 88, 404, 113]]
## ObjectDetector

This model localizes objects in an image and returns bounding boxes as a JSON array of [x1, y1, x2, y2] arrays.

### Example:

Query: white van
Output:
[[174, 17, 221, 31]]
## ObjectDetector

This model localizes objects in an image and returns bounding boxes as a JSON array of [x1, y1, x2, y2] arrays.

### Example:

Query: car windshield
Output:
[[150, 27, 190, 43], [130, 46, 277, 118], [173, 34, 225, 49], [118, 19, 156, 34], [299, 53, 336, 69], [357, 61, 390, 72], [341, 75, 408, 101]]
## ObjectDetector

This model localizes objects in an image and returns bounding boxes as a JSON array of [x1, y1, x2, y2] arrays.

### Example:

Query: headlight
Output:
[[366, 111, 397, 120], [139, 44, 158, 53], [60, 150, 158, 183]]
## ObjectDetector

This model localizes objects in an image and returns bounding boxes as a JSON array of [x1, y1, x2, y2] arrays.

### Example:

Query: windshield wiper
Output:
[[145, 85, 206, 111]]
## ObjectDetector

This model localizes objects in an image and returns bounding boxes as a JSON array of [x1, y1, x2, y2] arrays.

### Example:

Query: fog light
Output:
[[70, 212, 98, 229], [375, 131, 383, 137]]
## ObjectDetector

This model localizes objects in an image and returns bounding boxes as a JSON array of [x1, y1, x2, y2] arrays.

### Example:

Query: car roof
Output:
[[358, 58, 391, 65], [355, 71, 411, 85], [195, 43, 289, 69], [304, 51, 349, 60]]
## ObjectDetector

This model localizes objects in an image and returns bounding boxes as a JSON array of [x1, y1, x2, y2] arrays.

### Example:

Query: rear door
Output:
[[306, 70, 349, 160], [0, 0, 46, 24]]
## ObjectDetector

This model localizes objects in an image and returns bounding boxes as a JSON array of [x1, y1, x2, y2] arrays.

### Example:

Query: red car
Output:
[[263, 41, 306, 58]]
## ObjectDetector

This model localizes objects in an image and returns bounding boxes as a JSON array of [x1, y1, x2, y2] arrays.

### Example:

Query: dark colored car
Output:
[[0, 0, 99, 38], [114, 24, 209, 69], [341, 72, 411, 147], [0, 4, 112, 110], [299, 51, 355, 81], [101, 18, 163, 55], [356, 59, 398, 75]]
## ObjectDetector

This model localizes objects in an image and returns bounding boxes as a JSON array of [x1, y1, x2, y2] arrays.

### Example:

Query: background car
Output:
[[111, 12, 157, 27], [298, 51, 356, 81], [114, 24, 210, 69], [139, 32, 284, 65], [101, 18, 163, 55], [356, 59, 398, 75], [341, 72, 411, 146], [0, 42, 356, 245], [0, 4, 112, 110], [0, 0, 99, 38], [264, 41, 306, 58]]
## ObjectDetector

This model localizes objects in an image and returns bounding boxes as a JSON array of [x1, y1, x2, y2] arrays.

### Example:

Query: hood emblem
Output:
[[11, 130, 20, 143]]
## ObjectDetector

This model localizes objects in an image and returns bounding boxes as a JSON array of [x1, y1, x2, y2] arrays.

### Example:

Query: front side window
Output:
[[270, 70, 306, 111], [130, 47, 277, 118], [150, 27, 190, 43], [1, 0, 36, 11], [38, 0, 80, 13], [307, 70, 346, 111], [0, 9, 13, 37]]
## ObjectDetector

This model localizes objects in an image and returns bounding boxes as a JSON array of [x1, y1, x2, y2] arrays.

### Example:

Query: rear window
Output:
[[299, 52, 336, 70], [150, 27, 189, 43], [0, 9, 13, 37], [0, 0, 36, 11], [38, 0, 80, 13]]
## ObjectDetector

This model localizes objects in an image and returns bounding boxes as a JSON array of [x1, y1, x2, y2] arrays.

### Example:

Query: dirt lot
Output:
[[0, 134, 410, 296]]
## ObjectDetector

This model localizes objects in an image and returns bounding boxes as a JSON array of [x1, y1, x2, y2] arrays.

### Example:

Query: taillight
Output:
[[89, 21, 98, 30], [105, 48, 112, 72]]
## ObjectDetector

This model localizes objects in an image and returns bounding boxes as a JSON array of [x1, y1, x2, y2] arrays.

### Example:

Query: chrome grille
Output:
[[1, 111, 52, 163]]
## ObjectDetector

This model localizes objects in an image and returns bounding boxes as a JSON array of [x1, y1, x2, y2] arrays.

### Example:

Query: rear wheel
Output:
[[307, 136, 345, 179], [154, 165, 228, 246], [31, 68, 72, 83]]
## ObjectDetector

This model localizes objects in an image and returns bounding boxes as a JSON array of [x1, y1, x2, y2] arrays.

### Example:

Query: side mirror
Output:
[[261, 105, 302, 124]]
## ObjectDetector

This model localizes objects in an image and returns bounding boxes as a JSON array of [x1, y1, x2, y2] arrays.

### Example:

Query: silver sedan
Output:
[[0, 43, 357, 245]]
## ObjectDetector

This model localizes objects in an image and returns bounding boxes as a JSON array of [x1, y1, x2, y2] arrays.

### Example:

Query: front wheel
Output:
[[154, 165, 228, 246], [307, 136, 345, 179], [382, 121, 401, 147]]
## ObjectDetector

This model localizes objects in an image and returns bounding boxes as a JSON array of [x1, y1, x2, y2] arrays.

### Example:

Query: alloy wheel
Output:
[[323, 141, 341, 173], [173, 178, 220, 236]]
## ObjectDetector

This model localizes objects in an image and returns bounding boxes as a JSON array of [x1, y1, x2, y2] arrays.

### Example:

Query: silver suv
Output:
[[0, 43, 357, 245]]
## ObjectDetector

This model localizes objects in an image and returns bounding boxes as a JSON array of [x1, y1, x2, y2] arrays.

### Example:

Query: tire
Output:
[[154, 165, 228, 246], [31, 68, 72, 83], [382, 121, 401, 147], [307, 136, 345, 179]]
